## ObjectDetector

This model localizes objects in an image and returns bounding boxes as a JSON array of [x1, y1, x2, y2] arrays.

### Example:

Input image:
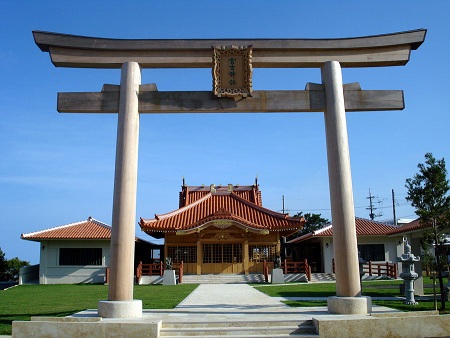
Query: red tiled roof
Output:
[[21, 217, 155, 243], [140, 191, 303, 234], [288, 217, 399, 243], [388, 218, 428, 235]]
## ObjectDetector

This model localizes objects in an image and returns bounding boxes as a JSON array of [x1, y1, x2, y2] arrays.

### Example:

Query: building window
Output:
[[358, 244, 385, 261], [249, 245, 277, 262], [167, 246, 197, 263], [59, 248, 102, 266]]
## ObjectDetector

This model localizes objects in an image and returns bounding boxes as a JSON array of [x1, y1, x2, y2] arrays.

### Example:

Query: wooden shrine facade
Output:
[[139, 182, 304, 274]]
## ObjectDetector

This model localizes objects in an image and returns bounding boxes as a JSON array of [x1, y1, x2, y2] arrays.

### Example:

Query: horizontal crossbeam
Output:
[[57, 88, 404, 114], [34, 29, 426, 68]]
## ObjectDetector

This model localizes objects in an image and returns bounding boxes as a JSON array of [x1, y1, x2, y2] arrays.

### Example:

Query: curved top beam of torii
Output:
[[33, 29, 426, 69]]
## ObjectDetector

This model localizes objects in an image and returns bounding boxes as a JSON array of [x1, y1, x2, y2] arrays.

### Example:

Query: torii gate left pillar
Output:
[[98, 62, 142, 318]]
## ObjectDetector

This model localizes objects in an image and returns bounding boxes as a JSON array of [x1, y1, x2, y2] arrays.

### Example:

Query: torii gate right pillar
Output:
[[322, 61, 371, 314]]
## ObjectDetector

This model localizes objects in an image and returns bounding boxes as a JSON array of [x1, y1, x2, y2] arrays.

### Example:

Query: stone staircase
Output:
[[181, 274, 266, 284], [309, 273, 336, 282], [180, 273, 334, 284], [160, 319, 318, 337]]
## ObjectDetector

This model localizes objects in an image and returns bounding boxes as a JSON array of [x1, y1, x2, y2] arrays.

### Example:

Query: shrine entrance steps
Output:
[[176, 273, 329, 284], [181, 274, 266, 284], [309, 273, 336, 282], [160, 319, 317, 337]]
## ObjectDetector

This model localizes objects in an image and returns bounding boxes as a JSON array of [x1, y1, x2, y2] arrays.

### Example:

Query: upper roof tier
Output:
[[33, 29, 426, 68], [140, 184, 304, 237], [179, 184, 262, 208]]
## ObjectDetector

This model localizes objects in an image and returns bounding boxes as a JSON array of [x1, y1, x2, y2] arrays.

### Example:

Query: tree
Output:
[[0, 247, 30, 281], [405, 152, 450, 310], [288, 212, 329, 241], [0, 248, 7, 281], [5, 257, 30, 281]]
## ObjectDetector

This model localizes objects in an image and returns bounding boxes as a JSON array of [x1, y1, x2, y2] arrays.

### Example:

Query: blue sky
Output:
[[1, 1, 449, 264]]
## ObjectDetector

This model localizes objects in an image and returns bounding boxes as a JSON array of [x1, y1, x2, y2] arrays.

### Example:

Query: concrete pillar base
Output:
[[271, 268, 285, 284], [163, 270, 177, 285], [327, 296, 372, 314], [98, 300, 142, 318]]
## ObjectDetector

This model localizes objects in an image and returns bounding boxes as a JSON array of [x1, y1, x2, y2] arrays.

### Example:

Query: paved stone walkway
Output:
[[72, 283, 399, 324], [6, 284, 405, 337], [177, 284, 289, 310]]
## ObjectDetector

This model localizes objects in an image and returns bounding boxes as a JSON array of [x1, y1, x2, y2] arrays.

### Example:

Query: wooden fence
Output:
[[105, 261, 185, 284], [263, 259, 312, 282], [332, 259, 397, 279]]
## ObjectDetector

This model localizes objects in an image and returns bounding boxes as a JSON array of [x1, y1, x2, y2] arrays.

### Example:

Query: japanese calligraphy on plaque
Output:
[[212, 45, 253, 98]]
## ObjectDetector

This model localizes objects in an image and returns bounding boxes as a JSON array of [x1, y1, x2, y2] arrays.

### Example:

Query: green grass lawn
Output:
[[1, 278, 447, 335], [0, 284, 198, 335], [254, 277, 449, 314]]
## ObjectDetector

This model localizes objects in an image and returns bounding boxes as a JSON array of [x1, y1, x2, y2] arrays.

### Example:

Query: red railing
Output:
[[135, 261, 184, 284], [263, 259, 311, 282], [136, 261, 163, 284], [173, 261, 184, 284], [332, 259, 397, 279]]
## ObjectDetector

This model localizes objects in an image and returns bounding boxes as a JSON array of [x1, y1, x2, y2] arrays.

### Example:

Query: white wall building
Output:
[[21, 217, 160, 284], [287, 217, 404, 274]]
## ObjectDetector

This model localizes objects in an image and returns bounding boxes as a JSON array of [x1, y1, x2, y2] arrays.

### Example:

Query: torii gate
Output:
[[34, 29, 426, 317]]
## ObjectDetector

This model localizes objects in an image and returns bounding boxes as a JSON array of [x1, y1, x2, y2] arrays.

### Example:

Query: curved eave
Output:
[[33, 29, 426, 69], [140, 215, 303, 233], [176, 220, 270, 236]]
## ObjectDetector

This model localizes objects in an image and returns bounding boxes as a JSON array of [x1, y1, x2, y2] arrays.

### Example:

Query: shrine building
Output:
[[139, 181, 304, 275]]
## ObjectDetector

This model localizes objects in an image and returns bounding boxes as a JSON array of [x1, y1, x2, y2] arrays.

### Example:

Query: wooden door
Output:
[[202, 243, 244, 274]]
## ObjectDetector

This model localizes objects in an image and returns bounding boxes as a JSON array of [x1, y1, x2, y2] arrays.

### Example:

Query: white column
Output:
[[321, 61, 361, 298], [98, 62, 142, 318]]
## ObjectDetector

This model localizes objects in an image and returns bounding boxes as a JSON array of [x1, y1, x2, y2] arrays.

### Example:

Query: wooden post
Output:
[[179, 261, 184, 284], [196, 239, 202, 275], [243, 240, 249, 275]]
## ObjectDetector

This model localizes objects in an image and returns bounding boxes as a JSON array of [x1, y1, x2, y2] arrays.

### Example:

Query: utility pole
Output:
[[392, 189, 397, 226], [282, 195, 285, 214], [366, 189, 381, 220]]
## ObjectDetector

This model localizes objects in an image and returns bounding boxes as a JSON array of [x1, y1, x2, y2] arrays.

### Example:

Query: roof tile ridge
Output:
[[387, 218, 423, 235], [229, 193, 296, 219], [90, 218, 112, 229], [314, 224, 333, 235], [153, 193, 212, 221], [21, 218, 93, 238]]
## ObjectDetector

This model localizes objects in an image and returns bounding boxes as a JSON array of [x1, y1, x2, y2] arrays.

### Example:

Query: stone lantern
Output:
[[397, 240, 420, 305]]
